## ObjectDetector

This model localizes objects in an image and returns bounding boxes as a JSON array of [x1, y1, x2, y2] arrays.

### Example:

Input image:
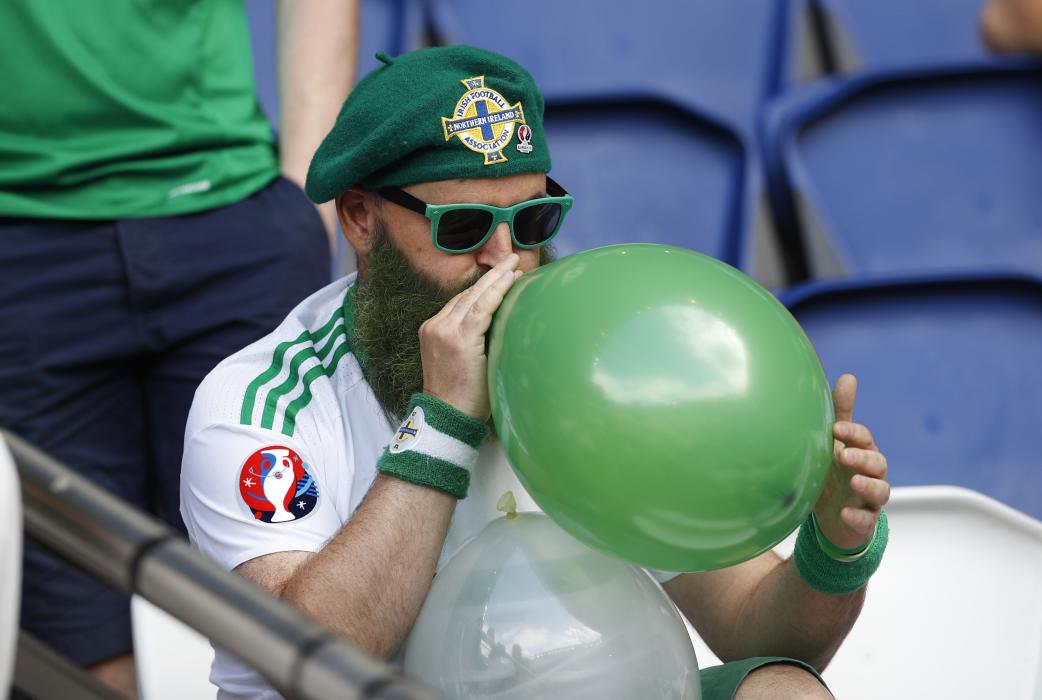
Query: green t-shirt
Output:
[[0, 0, 279, 219]]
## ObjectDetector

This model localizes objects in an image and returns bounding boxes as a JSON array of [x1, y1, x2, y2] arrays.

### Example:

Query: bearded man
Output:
[[181, 45, 892, 700]]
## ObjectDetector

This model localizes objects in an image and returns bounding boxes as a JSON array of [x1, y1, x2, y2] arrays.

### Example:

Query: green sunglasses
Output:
[[377, 176, 573, 254]]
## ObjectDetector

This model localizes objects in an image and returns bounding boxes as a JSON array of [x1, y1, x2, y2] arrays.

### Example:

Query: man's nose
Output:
[[474, 222, 514, 267]]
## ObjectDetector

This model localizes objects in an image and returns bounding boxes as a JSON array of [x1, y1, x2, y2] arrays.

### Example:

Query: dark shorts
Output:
[[701, 657, 829, 699], [1, 176, 331, 665]]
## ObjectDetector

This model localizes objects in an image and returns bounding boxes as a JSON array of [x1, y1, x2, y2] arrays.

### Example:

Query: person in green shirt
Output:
[[0, 1, 357, 695]]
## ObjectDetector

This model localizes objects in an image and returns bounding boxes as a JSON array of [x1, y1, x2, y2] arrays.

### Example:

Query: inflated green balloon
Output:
[[487, 244, 834, 572], [403, 513, 700, 699]]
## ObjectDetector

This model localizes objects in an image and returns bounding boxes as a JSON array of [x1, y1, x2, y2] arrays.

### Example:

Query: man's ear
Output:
[[336, 187, 380, 257]]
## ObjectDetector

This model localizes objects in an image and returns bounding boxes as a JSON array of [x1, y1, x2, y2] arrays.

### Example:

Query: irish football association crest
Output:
[[441, 76, 527, 165]]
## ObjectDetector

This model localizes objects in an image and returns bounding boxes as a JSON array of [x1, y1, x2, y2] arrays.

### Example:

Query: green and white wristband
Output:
[[794, 510, 889, 595], [377, 393, 489, 499]]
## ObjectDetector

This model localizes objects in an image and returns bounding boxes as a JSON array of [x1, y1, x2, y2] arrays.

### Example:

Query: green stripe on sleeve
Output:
[[281, 340, 353, 436], [259, 323, 346, 430], [239, 307, 343, 426]]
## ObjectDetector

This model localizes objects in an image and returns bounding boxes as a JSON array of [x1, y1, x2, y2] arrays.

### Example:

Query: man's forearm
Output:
[[666, 551, 865, 670], [280, 475, 456, 658], [731, 555, 864, 669]]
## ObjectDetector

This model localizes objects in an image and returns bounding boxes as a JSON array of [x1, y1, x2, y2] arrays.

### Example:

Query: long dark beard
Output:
[[352, 224, 555, 422]]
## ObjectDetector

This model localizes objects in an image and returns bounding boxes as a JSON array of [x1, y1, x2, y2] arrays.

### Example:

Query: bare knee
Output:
[[734, 663, 833, 700]]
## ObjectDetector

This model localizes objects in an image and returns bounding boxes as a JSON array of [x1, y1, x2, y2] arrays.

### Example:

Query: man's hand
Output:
[[419, 254, 522, 420], [813, 373, 891, 550]]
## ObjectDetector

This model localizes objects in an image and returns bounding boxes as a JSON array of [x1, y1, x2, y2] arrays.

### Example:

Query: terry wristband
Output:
[[794, 510, 889, 595], [377, 393, 489, 499]]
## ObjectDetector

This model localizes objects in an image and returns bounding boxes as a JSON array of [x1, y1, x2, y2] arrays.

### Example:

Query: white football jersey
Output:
[[180, 273, 676, 699]]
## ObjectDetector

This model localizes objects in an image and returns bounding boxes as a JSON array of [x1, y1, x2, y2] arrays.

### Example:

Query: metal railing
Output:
[[5, 429, 439, 700]]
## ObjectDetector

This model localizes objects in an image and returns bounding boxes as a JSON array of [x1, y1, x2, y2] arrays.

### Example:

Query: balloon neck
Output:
[[496, 491, 518, 519]]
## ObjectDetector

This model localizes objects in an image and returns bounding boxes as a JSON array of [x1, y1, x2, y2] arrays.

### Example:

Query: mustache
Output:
[[352, 225, 554, 422]]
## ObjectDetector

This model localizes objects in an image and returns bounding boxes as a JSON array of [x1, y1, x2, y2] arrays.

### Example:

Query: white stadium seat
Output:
[[688, 486, 1042, 699], [0, 436, 22, 695], [133, 595, 218, 699]]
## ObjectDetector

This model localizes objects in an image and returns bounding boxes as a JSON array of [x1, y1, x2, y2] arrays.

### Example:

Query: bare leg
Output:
[[734, 663, 834, 700], [86, 652, 139, 699]]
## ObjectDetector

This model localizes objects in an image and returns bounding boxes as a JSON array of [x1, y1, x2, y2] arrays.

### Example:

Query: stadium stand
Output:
[[779, 273, 1042, 520], [763, 63, 1042, 279], [689, 486, 1042, 699], [0, 437, 20, 696]]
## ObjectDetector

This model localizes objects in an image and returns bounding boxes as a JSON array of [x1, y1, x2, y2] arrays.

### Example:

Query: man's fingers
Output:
[[839, 447, 888, 479], [445, 255, 519, 324], [832, 373, 857, 424], [840, 506, 879, 533], [850, 474, 891, 509], [834, 421, 877, 450], [459, 264, 520, 337]]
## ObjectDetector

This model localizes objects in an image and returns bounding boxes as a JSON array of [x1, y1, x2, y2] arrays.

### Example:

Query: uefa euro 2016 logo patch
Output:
[[238, 446, 319, 523], [442, 76, 528, 165]]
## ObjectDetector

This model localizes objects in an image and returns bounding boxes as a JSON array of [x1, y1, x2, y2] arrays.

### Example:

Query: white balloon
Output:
[[404, 513, 700, 699]]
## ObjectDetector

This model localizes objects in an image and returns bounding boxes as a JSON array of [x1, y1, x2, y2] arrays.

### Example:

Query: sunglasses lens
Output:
[[513, 202, 563, 246], [436, 209, 494, 251]]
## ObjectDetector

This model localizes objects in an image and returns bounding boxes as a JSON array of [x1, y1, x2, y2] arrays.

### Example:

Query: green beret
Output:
[[305, 45, 552, 203]]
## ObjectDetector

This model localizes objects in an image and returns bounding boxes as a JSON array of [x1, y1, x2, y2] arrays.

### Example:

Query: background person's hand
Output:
[[981, 0, 1042, 53], [813, 374, 891, 550], [419, 254, 522, 420]]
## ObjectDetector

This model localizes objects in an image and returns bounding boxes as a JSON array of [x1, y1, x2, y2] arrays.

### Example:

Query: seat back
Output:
[[769, 68, 1042, 278], [543, 100, 747, 264]]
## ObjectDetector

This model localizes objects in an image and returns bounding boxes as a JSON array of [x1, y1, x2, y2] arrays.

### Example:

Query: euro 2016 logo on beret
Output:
[[442, 76, 527, 165], [516, 124, 533, 153], [238, 446, 319, 523]]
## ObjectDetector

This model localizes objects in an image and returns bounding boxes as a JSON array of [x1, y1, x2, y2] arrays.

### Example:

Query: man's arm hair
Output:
[[236, 475, 456, 659], [664, 549, 865, 671]]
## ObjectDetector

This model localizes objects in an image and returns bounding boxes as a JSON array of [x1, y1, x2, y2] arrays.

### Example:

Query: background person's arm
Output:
[[276, 0, 359, 251], [665, 374, 890, 670]]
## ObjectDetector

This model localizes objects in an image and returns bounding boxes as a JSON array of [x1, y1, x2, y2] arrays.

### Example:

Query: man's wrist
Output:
[[377, 393, 489, 499], [794, 510, 889, 595]]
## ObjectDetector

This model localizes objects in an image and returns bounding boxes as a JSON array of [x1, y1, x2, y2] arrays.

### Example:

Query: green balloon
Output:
[[487, 244, 834, 572]]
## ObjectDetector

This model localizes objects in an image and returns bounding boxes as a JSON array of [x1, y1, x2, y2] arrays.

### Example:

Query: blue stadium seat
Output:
[[814, 0, 1003, 73], [763, 64, 1042, 278], [779, 273, 1042, 520], [542, 100, 746, 262]]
